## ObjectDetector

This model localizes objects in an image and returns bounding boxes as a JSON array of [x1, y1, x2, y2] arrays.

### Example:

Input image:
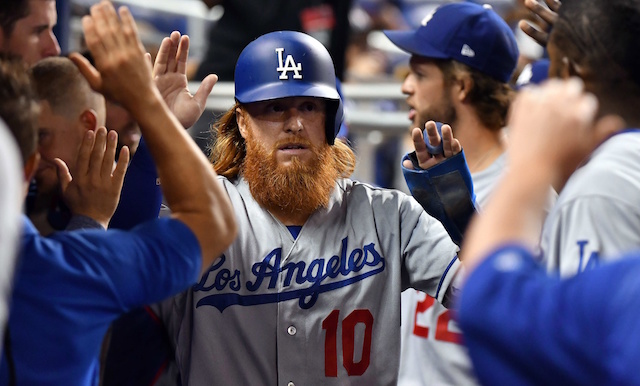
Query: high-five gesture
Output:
[[153, 31, 218, 129], [55, 127, 129, 229]]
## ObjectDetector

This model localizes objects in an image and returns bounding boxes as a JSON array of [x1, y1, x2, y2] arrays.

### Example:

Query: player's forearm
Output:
[[461, 163, 552, 272], [128, 90, 237, 268]]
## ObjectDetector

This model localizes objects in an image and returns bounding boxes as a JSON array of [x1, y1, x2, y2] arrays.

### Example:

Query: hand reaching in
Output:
[[519, 0, 561, 47], [402, 121, 462, 170], [153, 31, 218, 129], [55, 127, 129, 229]]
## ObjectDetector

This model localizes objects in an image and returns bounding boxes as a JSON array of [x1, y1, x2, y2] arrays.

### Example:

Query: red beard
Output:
[[242, 130, 339, 218]]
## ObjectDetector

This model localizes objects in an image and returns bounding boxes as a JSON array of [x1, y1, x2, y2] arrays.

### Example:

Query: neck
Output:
[[451, 114, 505, 174], [269, 208, 313, 226]]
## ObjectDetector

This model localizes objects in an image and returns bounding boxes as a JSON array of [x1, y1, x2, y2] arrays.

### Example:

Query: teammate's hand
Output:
[[507, 78, 623, 189], [55, 127, 130, 229], [69, 1, 157, 111], [519, 0, 560, 47], [403, 121, 462, 170], [153, 31, 218, 129]]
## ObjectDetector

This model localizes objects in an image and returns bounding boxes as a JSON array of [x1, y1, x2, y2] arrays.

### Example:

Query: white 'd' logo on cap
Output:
[[276, 48, 303, 80], [461, 44, 475, 58]]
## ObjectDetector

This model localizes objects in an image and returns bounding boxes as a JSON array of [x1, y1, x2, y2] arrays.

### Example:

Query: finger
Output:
[[53, 158, 72, 194], [101, 129, 118, 179], [90, 127, 108, 177], [91, 2, 119, 52], [524, 0, 558, 26], [176, 34, 190, 75], [193, 74, 218, 109], [519, 20, 549, 47], [81, 15, 107, 62], [69, 52, 103, 92], [544, 0, 561, 14], [441, 124, 454, 158], [118, 6, 145, 53], [167, 31, 181, 73], [154, 37, 172, 76], [411, 127, 432, 166], [113, 146, 130, 188], [102, 1, 126, 47], [145, 52, 152, 67], [402, 158, 415, 170], [76, 130, 96, 177], [424, 121, 442, 149]]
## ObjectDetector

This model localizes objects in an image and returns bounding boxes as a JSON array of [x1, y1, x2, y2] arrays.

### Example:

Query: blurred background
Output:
[[57, 0, 544, 192]]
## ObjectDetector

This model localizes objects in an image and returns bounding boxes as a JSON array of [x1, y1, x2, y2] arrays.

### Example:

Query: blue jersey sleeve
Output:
[[33, 217, 201, 311], [110, 137, 163, 230], [457, 244, 640, 386]]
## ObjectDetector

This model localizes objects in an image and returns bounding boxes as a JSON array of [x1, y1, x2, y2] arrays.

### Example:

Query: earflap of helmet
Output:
[[326, 97, 343, 146]]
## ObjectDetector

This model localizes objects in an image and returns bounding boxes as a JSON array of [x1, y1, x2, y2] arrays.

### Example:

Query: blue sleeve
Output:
[[402, 150, 477, 245], [457, 245, 640, 386], [110, 137, 163, 230], [46, 218, 201, 311]]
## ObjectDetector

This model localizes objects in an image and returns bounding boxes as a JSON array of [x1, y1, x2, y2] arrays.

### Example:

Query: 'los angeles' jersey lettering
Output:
[[194, 237, 385, 312]]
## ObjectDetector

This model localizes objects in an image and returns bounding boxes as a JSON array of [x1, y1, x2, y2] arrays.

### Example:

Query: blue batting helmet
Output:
[[234, 31, 344, 145]]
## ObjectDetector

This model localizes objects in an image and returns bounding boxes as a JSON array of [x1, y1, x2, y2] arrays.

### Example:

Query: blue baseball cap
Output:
[[383, 2, 519, 83]]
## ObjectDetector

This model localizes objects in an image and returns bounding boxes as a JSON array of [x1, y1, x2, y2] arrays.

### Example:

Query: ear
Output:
[[560, 57, 585, 79], [454, 73, 473, 103], [79, 109, 98, 131], [236, 107, 248, 139]]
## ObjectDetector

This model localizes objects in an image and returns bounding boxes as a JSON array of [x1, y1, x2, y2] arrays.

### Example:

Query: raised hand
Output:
[[54, 127, 130, 229], [153, 31, 218, 129], [519, 0, 561, 47], [69, 1, 156, 112], [403, 121, 462, 170]]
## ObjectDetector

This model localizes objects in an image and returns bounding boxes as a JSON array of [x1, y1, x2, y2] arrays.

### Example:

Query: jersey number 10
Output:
[[322, 309, 374, 377]]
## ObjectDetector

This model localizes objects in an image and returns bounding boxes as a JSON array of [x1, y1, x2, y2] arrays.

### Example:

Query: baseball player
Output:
[[525, 0, 640, 276], [152, 30, 473, 385], [384, 3, 519, 384], [0, 2, 236, 384], [459, 77, 634, 386]]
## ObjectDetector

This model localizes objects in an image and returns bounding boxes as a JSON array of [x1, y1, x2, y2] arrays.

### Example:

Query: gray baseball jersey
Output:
[[541, 130, 640, 275], [398, 153, 506, 386], [155, 175, 460, 385]]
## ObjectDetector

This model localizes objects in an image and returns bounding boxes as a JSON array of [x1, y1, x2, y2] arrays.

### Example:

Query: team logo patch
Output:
[[194, 237, 386, 312], [461, 44, 475, 58], [276, 47, 303, 80]]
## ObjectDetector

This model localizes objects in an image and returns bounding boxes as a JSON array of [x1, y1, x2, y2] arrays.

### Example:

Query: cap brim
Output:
[[383, 30, 449, 60]]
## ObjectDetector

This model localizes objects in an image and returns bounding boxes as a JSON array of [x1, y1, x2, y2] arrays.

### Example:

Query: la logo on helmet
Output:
[[276, 48, 303, 80]]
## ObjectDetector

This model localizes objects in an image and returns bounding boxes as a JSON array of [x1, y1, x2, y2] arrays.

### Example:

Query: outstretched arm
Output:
[[70, 1, 236, 273]]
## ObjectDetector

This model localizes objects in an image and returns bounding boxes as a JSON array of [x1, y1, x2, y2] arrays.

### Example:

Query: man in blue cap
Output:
[[384, 3, 519, 385]]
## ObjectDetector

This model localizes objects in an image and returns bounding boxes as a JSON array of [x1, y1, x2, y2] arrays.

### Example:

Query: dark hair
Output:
[[0, 55, 39, 164], [0, 0, 29, 37], [552, 0, 640, 93], [435, 59, 514, 131]]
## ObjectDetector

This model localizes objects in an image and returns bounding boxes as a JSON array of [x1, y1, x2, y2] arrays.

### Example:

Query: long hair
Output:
[[435, 60, 514, 131], [209, 102, 357, 179]]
